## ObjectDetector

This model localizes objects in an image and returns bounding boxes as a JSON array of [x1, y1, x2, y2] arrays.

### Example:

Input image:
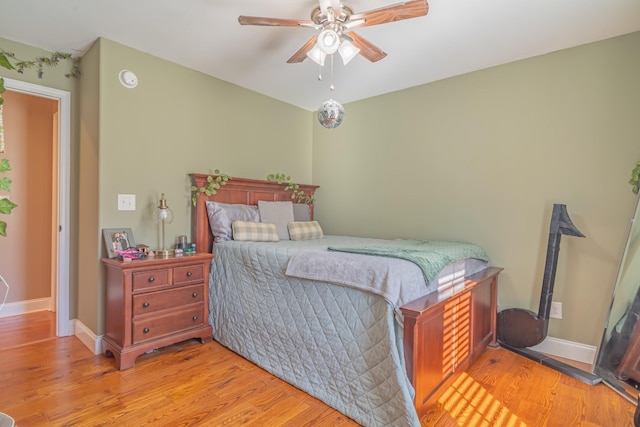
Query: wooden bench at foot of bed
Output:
[[401, 267, 502, 418]]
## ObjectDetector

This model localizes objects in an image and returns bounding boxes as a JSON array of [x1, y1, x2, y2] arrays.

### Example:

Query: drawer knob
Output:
[[186, 271, 193, 277], [143, 327, 150, 334], [192, 316, 199, 321], [192, 292, 198, 298], [148, 276, 155, 283], [142, 302, 150, 308]]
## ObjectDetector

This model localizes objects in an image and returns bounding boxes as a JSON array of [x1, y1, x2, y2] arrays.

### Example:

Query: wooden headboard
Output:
[[190, 173, 319, 253]]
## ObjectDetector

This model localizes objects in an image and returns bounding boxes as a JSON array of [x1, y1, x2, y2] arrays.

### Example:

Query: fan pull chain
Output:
[[330, 55, 335, 91], [317, 63, 322, 81]]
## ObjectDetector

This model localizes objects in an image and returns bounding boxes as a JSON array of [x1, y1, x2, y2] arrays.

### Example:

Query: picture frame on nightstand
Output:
[[103, 228, 136, 258]]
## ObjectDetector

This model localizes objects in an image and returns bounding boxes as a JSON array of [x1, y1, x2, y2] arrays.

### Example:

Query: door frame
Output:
[[4, 77, 72, 337]]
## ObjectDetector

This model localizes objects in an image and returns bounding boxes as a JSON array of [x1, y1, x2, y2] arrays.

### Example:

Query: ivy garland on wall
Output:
[[0, 49, 81, 80], [0, 52, 17, 236], [630, 161, 640, 195], [266, 173, 315, 204], [191, 172, 316, 206]]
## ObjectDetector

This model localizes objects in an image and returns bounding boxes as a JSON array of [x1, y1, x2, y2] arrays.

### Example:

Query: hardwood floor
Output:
[[423, 348, 635, 426], [0, 312, 636, 426], [0, 310, 56, 350]]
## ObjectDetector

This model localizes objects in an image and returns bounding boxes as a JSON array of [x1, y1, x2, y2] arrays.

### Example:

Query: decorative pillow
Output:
[[293, 203, 311, 222], [258, 201, 294, 240], [206, 201, 259, 243], [232, 221, 279, 242], [288, 221, 324, 241]]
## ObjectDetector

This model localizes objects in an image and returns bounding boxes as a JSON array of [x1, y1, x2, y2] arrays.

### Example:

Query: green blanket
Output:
[[328, 240, 489, 283]]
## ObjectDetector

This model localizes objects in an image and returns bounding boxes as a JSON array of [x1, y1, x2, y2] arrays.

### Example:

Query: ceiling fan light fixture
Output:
[[317, 29, 340, 54], [306, 46, 327, 66], [338, 39, 360, 65]]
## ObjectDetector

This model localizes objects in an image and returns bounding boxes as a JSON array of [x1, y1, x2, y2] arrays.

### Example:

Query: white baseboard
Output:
[[0, 297, 52, 318], [529, 336, 598, 365], [74, 319, 103, 355], [0, 302, 598, 367]]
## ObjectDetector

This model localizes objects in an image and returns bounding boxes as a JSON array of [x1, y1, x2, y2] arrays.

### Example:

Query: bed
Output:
[[190, 173, 502, 426]]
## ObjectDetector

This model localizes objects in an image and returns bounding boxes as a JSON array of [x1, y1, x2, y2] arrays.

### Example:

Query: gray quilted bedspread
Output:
[[209, 236, 446, 426]]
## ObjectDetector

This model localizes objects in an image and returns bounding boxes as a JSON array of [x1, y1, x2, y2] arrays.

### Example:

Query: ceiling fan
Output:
[[238, 0, 429, 66]]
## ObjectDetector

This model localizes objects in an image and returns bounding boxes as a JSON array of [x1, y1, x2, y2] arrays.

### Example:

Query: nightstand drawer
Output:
[[132, 304, 205, 344], [132, 268, 170, 291], [173, 263, 205, 286], [132, 284, 204, 316]]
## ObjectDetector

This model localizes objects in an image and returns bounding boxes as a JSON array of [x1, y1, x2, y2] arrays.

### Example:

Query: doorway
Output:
[[2, 78, 71, 337]]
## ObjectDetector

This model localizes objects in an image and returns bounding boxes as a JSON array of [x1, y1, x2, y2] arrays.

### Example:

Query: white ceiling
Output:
[[1, 0, 639, 111]]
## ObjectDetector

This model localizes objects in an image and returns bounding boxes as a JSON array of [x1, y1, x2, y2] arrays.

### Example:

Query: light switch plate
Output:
[[118, 194, 136, 211], [550, 301, 562, 319]]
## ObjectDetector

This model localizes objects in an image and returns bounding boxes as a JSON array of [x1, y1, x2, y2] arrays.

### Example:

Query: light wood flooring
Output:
[[0, 310, 57, 351], [0, 311, 636, 426]]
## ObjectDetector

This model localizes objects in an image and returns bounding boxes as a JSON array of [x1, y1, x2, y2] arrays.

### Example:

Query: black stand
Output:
[[501, 343, 601, 386]]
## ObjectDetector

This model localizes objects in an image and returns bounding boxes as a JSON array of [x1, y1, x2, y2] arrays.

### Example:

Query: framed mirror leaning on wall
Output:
[[595, 194, 640, 404]]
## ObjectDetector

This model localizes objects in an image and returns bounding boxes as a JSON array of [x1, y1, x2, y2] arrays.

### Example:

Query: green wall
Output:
[[89, 38, 313, 333], [97, 39, 313, 247], [3, 32, 640, 349], [312, 32, 640, 347]]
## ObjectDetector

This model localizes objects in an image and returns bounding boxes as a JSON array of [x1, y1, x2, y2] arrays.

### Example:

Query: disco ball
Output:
[[317, 99, 345, 129]]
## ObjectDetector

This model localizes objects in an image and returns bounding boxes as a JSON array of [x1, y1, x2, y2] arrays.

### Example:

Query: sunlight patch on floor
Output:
[[438, 372, 527, 426]]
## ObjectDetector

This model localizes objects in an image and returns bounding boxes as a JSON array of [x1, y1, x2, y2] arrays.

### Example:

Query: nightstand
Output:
[[102, 253, 214, 369]]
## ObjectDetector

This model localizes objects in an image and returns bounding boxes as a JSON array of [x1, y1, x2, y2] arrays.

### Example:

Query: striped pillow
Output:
[[232, 221, 279, 242], [288, 221, 324, 241]]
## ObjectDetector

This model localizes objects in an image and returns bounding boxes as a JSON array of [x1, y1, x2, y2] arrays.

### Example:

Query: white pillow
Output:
[[258, 201, 294, 240]]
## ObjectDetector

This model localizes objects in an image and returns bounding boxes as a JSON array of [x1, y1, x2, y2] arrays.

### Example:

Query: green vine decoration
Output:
[[0, 54, 16, 236], [0, 53, 13, 108], [630, 161, 640, 195], [266, 173, 315, 205], [0, 49, 81, 80], [191, 170, 231, 206], [191, 171, 315, 206], [0, 158, 17, 237]]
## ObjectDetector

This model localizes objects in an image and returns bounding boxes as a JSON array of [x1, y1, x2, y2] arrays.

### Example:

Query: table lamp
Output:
[[153, 193, 174, 257]]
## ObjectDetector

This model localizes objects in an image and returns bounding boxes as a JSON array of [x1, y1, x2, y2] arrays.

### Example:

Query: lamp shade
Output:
[[317, 99, 345, 129], [153, 193, 174, 256], [317, 29, 340, 54], [306, 45, 327, 66], [338, 39, 360, 65], [153, 194, 174, 224]]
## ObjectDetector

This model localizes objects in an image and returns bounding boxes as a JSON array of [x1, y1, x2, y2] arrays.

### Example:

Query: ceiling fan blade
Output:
[[350, 0, 429, 28], [349, 32, 387, 62], [287, 35, 319, 63], [238, 15, 315, 28]]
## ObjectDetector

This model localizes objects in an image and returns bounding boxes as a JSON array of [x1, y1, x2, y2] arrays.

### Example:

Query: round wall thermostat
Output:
[[118, 70, 138, 88]]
